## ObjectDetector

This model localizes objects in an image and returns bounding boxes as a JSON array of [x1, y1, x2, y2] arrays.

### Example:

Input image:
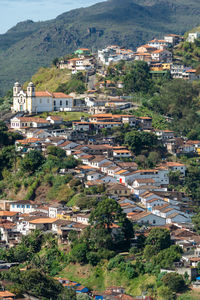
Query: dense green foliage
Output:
[[123, 61, 152, 94], [174, 38, 200, 67], [70, 198, 134, 265], [144, 79, 200, 137], [56, 72, 86, 94], [0, 90, 13, 111], [162, 272, 186, 293], [0, 142, 79, 201]]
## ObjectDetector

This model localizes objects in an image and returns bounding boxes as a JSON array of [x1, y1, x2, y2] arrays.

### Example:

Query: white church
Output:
[[12, 82, 74, 113]]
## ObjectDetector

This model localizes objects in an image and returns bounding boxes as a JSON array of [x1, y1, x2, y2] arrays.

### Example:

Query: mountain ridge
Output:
[[0, 0, 200, 95]]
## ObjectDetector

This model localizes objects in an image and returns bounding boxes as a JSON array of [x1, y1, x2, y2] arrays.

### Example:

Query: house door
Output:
[[20, 105, 23, 111]]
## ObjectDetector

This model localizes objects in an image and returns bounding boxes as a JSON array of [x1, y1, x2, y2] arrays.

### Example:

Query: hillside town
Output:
[[1, 29, 200, 300]]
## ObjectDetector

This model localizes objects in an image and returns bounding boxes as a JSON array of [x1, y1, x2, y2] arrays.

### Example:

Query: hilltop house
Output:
[[187, 32, 200, 43], [12, 82, 74, 113]]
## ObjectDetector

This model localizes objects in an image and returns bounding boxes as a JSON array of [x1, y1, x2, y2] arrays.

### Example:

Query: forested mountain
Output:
[[0, 0, 200, 95]]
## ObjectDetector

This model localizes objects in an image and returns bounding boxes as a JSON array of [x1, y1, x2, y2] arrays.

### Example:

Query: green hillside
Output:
[[0, 0, 200, 95], [173, 26, 200, 67], [23, 66, 71, 92]]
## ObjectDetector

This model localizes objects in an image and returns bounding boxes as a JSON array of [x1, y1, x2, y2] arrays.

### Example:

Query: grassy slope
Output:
[[178, 289, 200, 300], [39, 111, 89, 122], [58, 263, 155, 296], [23, 67, 71, 92], [173, 26, 200, 68]]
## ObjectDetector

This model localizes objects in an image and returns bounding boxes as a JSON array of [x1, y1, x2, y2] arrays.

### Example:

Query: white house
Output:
[[164, 34, 183, 46], [127, 211, 166, 226], [10, 201, 36, 214], [72, 122, 91, 131], [187, 32, 200, 43], [11, 116, 50, 130], [89, 156, 110, 169], [26, 129, 51, 139], [87, 171, 103, 181], [160, 162, 187, 176], [147, 39, 170, 49], [113, 149, 132, 158], [118, 168, 169, 186], [151, 49, 172, 63], [46, 116, 63, 125], [166, 213, 191, 224], [155, 130, 175, 141]]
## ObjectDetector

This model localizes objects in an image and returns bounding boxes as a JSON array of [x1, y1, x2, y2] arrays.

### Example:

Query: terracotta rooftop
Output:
[[0, 211, 18, 217], [29, 218, 58, 224]]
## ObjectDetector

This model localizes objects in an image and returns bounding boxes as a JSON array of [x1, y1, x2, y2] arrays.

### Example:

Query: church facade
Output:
[[12, 82, 74, 113]]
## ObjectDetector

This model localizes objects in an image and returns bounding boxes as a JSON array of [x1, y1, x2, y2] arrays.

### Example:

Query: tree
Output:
[[20, 150, 45, 173], [123, 61, 152, 94], [77, 294, 90, 300], [162, 272, 186, 293], [143, 245, 157, 260], [89, 198, 134, 251], [47, 146, 66, 158], [124, 130, 159, 155], [145, 228, 171, 253], [169, 170, 182, 186], [89, 198, 125, 230], [70, 243, 88, 264], [58, 288, 76, 300], [148, 79, 200, 136], [52, 57, 59, 67], [20, 269, 62, 299], [157, 286, 176, 300], [152, 245, 183, 268], [86, 251, 100, 266], [148, 151, 161, 167], [192, 213, 200, 234]]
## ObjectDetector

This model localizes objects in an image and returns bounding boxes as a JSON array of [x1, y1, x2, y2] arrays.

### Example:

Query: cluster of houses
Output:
[[10, 112, 200, 158], [1, 110, 197, 249], [0, 283, 155, 300], [57, 48, 97, 75], [98, 45, 135, 65], [97, 34, 200, 81], [2, 31, 200, 298]]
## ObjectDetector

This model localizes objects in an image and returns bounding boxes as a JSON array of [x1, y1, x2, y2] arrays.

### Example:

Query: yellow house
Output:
[[162, 63, 171, 70]]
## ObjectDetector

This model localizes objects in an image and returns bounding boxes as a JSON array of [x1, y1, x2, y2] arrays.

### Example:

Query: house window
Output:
[[17, 205, 20, 208], [47, 99, 49, 103], [66, 100, 68, 106], [40, 99, 42, 103], [12, 204, 15, 208], [26, 205, 30, 208], [60, 100, 62, 106], [153, 220, 156, 224], [54, 101, 56, 106], [22, 205, 25, 208]]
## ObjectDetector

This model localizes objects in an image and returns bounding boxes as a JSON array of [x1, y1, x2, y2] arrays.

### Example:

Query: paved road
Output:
[[87, 74, 96, 90]]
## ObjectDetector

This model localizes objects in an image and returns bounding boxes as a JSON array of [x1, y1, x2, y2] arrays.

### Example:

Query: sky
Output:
[[0, 0, 105, 34]]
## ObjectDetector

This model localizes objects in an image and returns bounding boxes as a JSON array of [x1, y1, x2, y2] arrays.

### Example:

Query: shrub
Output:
[[86, 252, 100, 266], [107, 255, 125, 270], [162, 272, 186, 293]]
